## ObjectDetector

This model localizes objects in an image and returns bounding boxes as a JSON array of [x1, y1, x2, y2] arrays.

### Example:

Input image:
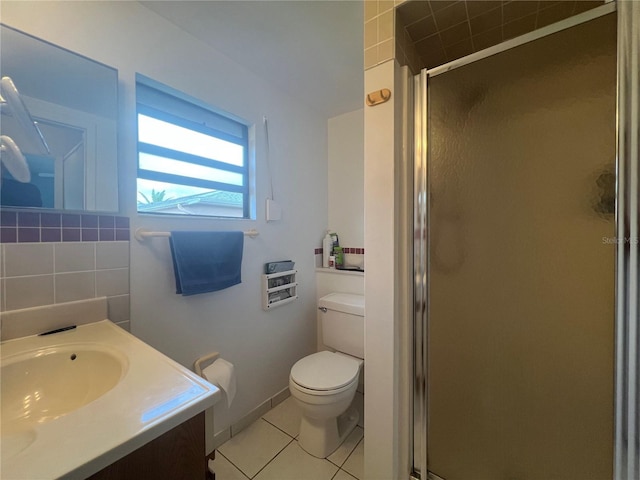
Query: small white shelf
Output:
[[262, 269, 298, 310], [315, 267, 364, 276]]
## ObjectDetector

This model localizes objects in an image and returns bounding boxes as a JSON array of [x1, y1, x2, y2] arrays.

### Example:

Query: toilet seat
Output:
[[290, 375, 357, 397], [290, 351, 360, 392]]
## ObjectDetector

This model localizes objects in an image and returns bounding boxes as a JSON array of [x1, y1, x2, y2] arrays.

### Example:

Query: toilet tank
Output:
[[319, 293, 364, 359]]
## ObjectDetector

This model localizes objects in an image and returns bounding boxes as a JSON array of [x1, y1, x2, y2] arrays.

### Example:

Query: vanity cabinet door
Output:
[[87, 412, 207, 480]]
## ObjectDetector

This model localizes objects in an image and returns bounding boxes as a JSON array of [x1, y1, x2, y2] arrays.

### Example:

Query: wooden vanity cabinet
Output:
[[87, 411, 212, 480]]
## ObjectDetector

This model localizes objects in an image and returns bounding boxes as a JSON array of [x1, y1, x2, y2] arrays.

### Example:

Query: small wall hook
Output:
[[366, 88, 391, 106]]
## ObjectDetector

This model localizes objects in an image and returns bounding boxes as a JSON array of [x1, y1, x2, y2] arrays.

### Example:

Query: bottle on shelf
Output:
[[322, 230, 333, 268], [334, 246, 344, 268]]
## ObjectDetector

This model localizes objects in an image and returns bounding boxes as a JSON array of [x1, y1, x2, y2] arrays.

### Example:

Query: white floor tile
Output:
[[217, 419, 293, 478], [262, 395, 301, 437], [253, 441, 339, 480], [209, 455, 250, 480], [333, 470, 358, 480], [328, 426, 364, 467], [342, 438, 364, 480]]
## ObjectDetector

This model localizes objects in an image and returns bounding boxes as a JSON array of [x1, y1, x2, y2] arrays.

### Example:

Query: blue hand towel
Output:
[[169, 231, 244, 296]]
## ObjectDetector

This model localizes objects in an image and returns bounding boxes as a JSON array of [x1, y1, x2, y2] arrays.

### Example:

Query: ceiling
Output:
[[397, 0, 605, 69], [140, 1, 364, 119]]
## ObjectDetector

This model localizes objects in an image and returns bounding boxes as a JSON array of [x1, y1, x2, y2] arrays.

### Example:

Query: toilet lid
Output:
[[291, 351, 360, 391]]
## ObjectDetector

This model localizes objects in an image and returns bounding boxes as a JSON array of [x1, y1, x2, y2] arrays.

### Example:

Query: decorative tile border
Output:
[[0, 211, 130, 243], [315, 247, 365, 255], [315, 246, 365, 269]]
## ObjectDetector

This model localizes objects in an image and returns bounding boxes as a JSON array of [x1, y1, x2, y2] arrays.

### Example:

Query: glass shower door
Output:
[[426, 13, 617, 480]]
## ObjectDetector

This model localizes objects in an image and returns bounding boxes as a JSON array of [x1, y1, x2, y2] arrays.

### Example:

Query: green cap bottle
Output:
[[334, 246, 344, 268]]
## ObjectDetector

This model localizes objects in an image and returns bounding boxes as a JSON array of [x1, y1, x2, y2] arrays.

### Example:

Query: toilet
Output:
[[289, 292, 364, 458]]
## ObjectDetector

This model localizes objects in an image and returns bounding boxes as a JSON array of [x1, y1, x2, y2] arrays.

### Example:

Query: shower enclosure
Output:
[[412, 3, 639, 480]]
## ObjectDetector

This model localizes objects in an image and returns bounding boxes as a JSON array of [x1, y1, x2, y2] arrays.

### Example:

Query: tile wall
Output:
[[364, 1, 401, 69], [395, 0, 604, 71], [0, 211, 131, 332], [370, 0, 605, 74], [314, 247, 365, 269], [0, 210, 130, 243]]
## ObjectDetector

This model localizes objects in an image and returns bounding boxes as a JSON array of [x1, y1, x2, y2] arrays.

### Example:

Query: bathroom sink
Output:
[[0, 319, 220, 480], [1, 344, 127, 431]]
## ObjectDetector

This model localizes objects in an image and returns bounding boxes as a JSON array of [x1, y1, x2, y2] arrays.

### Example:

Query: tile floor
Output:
[[212, 396, 364, 480]]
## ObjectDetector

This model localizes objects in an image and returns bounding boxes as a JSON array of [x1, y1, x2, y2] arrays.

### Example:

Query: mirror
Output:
[[0, 24, 118, 212]]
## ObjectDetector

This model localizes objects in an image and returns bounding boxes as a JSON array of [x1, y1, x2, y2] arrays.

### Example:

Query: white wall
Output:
[[363, 59, 412, 480], [3, 1, 328, 436], [328, 109, 364, 248]]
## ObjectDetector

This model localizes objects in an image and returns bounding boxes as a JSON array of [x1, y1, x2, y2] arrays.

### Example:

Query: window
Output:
[[136, 75, 250, 218]]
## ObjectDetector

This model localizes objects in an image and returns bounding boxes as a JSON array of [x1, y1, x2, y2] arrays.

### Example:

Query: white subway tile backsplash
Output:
[[54, 243, 95, 273], [5, 275, 55, 310], [96, 268, 129, 297], [2, 240, 130, 337], [55, 272, 96, 303], [4, 243, 54, 277], [96, 242, 129, 270], [0, 297, 108, 341]]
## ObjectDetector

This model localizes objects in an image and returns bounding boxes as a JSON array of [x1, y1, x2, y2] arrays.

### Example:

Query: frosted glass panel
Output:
[[427, 14, 616, 480]]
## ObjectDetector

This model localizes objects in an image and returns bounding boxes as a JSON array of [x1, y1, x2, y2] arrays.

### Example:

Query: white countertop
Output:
[[0, 320, 220, 480]]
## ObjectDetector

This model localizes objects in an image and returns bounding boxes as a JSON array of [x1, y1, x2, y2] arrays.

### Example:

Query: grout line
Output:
[[501, 1, 505, 43], [341, 436, 365, 479], [51, 243, 56, 286], [331, 468, 358, 480], [463, 0, 475, 52], [215, 450, 252, 480], [428, 2, 447, 62], [1, 267, 128, 280], [3, 272, 55, 280], [249, 433, 295, 479], [260, 416, 296, 439], [329, 426, 364, 469], [93, 242, 98, 297]]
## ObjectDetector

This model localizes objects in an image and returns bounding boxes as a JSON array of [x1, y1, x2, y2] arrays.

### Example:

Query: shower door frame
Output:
[[411, 2, 640, 479]]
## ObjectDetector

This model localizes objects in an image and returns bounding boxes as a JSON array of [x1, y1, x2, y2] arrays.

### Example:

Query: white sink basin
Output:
[[1, 344, 127, 430], [0, 320, 219, 479]]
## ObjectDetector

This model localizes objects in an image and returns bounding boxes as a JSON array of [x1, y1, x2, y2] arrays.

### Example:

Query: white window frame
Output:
[[136, 74, 251, 218]]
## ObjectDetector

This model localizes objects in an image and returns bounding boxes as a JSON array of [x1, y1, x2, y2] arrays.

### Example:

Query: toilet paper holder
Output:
[[194, 351, 220, 377]]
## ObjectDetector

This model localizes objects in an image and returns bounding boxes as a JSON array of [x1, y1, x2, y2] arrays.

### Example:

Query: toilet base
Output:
[[298, 406, 359, 459]]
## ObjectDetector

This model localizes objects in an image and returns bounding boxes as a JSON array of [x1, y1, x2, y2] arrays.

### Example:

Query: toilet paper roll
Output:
[[202, 358, 236, 408]]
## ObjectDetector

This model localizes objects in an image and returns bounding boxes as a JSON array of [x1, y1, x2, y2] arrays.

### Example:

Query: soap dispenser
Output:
[[322, 230, 333, 268]]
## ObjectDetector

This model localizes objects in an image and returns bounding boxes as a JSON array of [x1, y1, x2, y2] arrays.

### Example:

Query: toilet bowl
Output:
[[289, 351, 362, 458], [289, 293, 365, 458]]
